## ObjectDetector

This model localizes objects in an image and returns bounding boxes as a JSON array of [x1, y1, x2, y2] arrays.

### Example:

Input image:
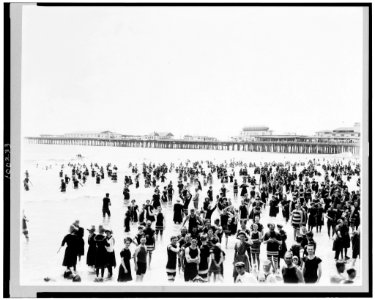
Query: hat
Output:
[[87, 225, 95, 232], [267, 223, 275, 228], [277, 224, 283, 229], [105, 229, 113, 234], [234, 261, 246, 268], [237, 231, 247, 237]]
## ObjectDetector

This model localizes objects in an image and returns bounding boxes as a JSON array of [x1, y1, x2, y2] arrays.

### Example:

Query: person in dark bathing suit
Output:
[[155, 206, 165, 241], [282, 251, 304, 283], [134, 237, 148, 282], [184, 239, 200, 282], [102, 193, 111, 219], [166, 236, 180, 282], [117, 238, 133, 282]]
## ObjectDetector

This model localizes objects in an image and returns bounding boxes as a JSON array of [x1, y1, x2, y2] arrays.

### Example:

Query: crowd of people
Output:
[[51, 158, 361, 284]]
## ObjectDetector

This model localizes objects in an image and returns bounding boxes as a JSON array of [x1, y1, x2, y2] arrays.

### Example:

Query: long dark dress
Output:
[[86, 233, 97, 267], [240, 184, 249, 197], [316, 207, 324, 226], [124, 211, 131, 232], [76, 226, 85, 257], [94, 234, 108, 268], [173, 203, 184, 223], [130, 205, 138, 222], [152, 194, 161, 209], [233, 242, 250, 278], [281, 199, 290, 221], [308, 207, 317, 227], [117, 248, 132, 282], [279, 232, 288, 259], [61, 233, 79, 268], [341, 224, 350, 249], [269, 199, 279, 217]]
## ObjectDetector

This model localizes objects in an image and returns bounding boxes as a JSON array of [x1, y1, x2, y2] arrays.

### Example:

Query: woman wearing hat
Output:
[[86, 226, 97, 269], [94, 227, 108, 281], [105, 229, 116, 278]]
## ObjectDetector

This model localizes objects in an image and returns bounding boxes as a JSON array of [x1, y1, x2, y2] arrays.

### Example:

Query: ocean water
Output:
[[20, 142, 361, 286]]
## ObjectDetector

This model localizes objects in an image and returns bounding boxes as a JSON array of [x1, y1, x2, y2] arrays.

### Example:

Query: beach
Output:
[[20, 142, 361, 285]]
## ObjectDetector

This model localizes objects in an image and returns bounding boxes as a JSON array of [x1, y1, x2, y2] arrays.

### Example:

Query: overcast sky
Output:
[[21, 6, 364, 139]]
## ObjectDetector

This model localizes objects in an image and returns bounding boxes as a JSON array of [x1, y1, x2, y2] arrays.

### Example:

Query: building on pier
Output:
[[255, 135, 309, 142], [315, 123, 360, 142], [64, 131, 123, 139], [145, 132, 174, 140], [239, 126, 272, 141]]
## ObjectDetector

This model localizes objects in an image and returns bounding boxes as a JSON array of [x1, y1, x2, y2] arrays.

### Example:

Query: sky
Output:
[[21, 5, 364, 139]]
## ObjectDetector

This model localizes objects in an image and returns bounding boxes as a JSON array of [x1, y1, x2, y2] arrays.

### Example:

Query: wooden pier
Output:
[[25, 136, 360, 155]]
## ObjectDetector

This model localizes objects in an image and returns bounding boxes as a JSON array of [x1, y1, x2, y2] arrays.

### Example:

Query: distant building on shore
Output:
[[239, 126, 272, 141], [315, 123, 360, 140], [145, 132, 174, 140], [183, 135, 218, 142], [64, 131, 123, 139]]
